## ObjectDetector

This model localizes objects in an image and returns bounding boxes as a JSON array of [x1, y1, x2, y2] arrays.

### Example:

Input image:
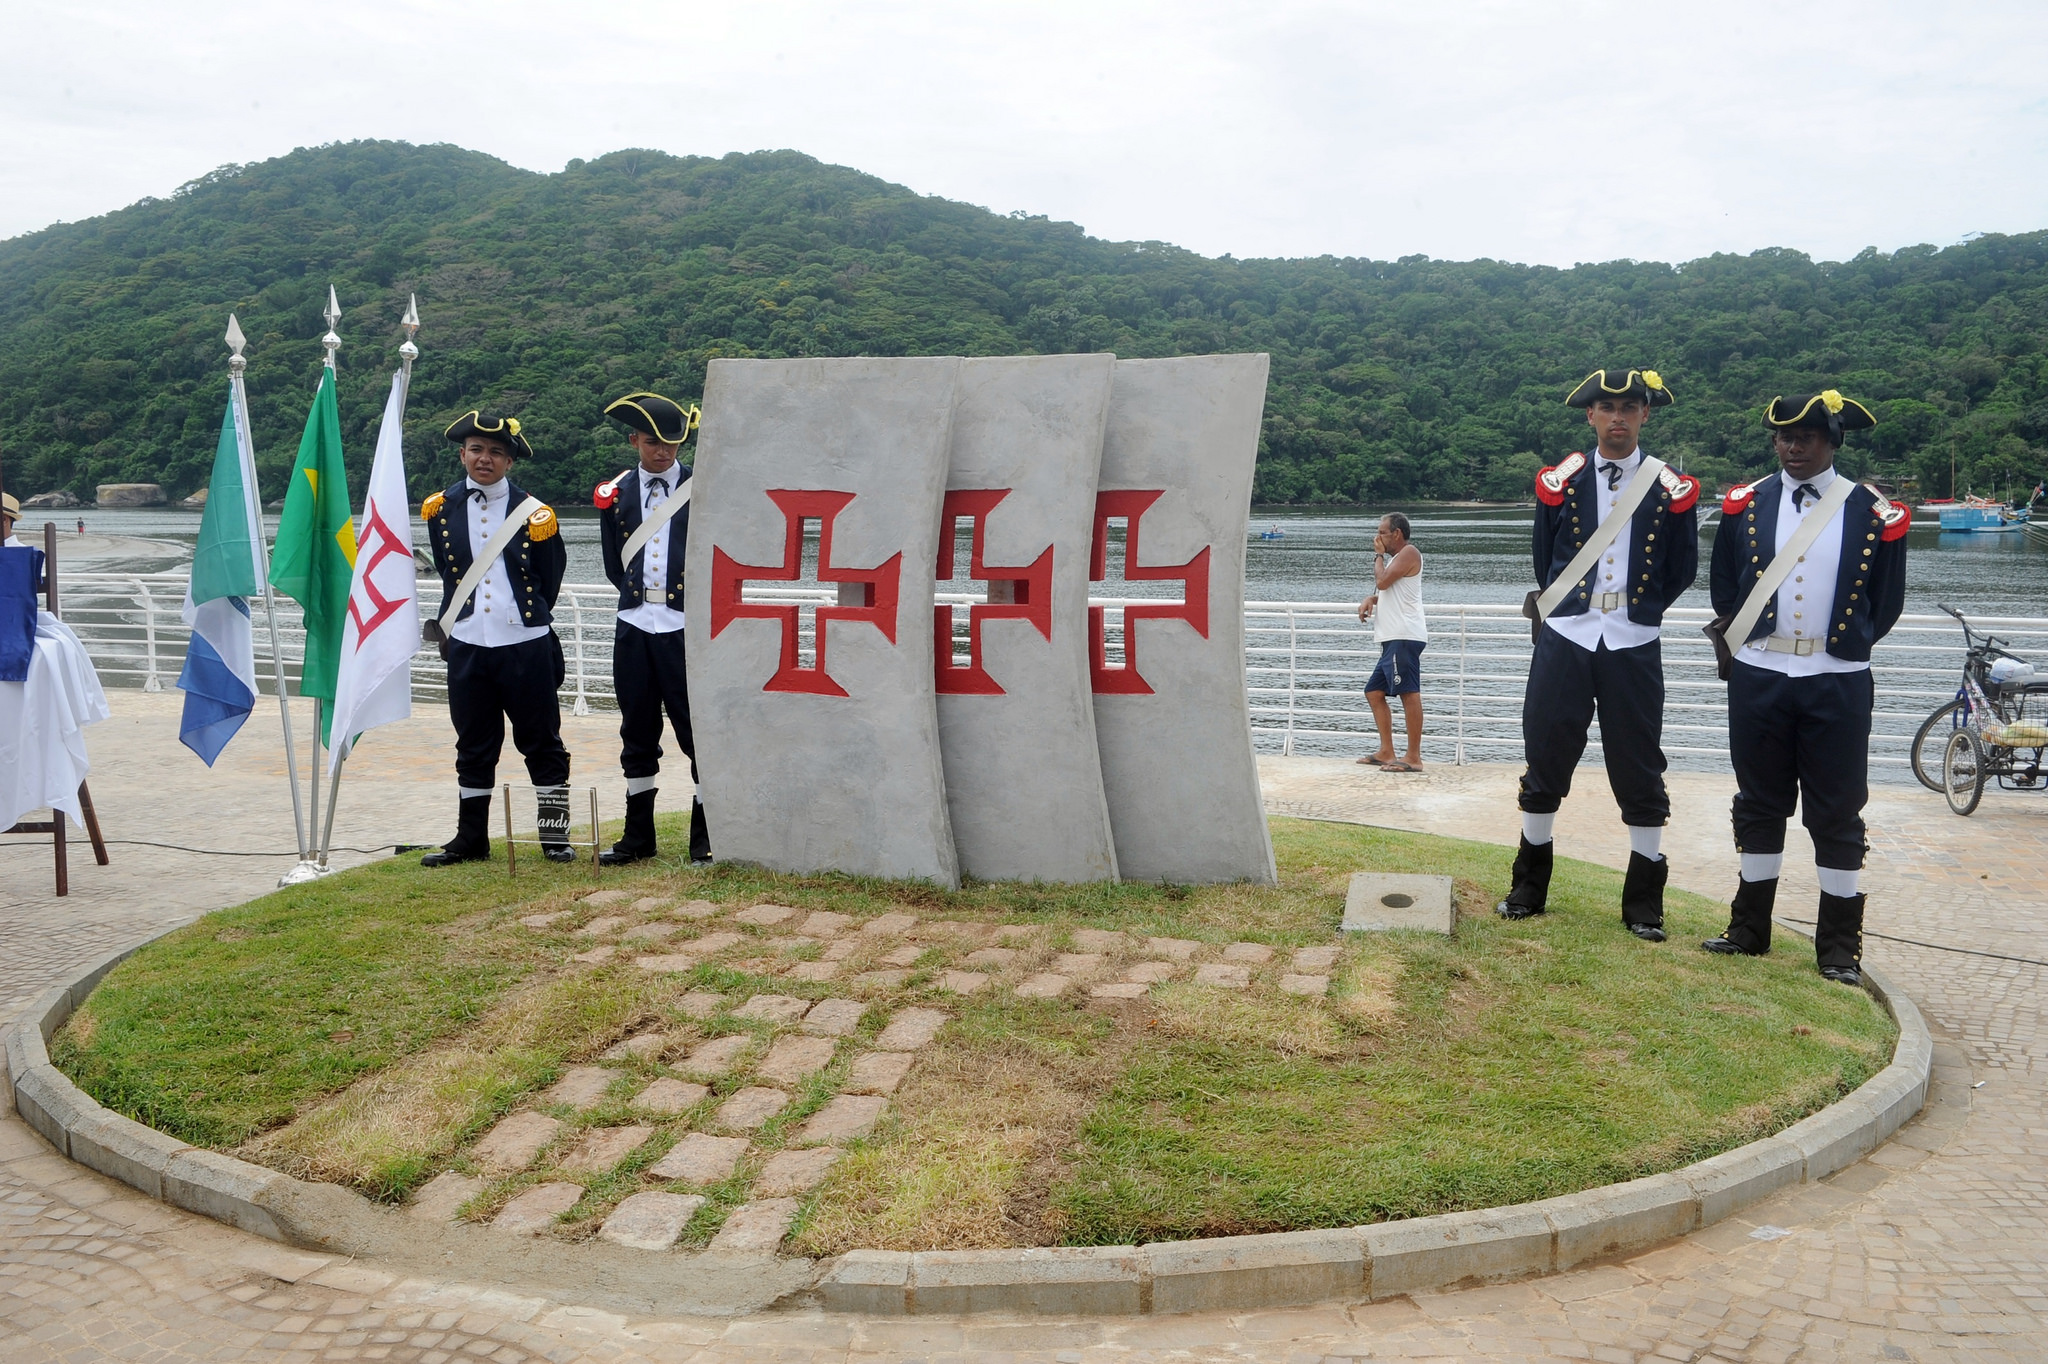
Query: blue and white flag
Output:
[[176, 381, 266, 765]]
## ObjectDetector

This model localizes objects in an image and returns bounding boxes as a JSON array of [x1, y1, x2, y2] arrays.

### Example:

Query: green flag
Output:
[[189, 397, 264, 603], [270, 367, 357, 743]]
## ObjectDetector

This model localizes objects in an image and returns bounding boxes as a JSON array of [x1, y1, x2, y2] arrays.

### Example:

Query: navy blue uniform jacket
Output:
[[596, 466, 691, 615], [1709, 471, 1909, 663], [422, 480, 567, 630], [1531, 452, 1701, 626]]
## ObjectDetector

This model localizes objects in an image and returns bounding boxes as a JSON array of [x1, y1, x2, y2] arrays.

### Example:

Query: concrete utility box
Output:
[[1342, 874, 1455, 934], [1091, 355, 1277, 886], [936, 354, 1120, 883], [687, 357, 963, 888]]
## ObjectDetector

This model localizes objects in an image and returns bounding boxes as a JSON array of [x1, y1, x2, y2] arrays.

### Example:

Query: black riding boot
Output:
[[689, 797, 713, 865], [421, 794, 491, 868], [537, 787, 577, 863], [1621, 852, 1669, 941], [1494, 836, 1553, 919], [1814, 891, 1866, 986], [1703, 877, 1776, 956], [600, 789, 659, 866]]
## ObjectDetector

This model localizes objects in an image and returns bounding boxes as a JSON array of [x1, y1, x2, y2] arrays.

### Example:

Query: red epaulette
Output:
[[1657, 466, 1701, 513], [1535, 452, 1586, 506], [593, 468, 632, 511], [1722, 479, 1764, 515], [1877, 495, 1911, 542]]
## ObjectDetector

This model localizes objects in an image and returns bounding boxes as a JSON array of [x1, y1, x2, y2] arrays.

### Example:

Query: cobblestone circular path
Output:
[[1, 696, 2040, 1360]]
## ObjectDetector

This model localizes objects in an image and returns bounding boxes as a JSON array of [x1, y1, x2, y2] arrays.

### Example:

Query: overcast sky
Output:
[[3, 0, 2045, 268]]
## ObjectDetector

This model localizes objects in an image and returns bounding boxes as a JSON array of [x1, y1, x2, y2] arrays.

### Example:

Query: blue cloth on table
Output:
[[0, 546, 43, 683]]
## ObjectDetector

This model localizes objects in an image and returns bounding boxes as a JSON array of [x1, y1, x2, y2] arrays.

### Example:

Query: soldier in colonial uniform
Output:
[[1702, 392, 1909, 984], [594, 392, 711, 866], [1497, 368, 1701, 937], [419, 412, 576, 865]]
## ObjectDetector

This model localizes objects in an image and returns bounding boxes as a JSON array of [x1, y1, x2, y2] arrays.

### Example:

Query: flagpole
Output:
[[306, 288, 342, 862], [227, 315, 310, 862], [316, 295, 418, 868]]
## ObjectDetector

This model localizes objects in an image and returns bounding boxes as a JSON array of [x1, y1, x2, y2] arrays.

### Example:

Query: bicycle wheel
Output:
[[1942, 729, 1986, 816], [1911, 698, 1966, 791]]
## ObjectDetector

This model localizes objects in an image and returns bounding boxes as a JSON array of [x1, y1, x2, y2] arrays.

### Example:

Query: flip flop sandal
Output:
[[1380, 760, 1424, 774], [1355, 755, 1388, 766]]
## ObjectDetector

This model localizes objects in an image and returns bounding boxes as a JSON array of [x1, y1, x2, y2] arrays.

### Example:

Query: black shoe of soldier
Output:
[[422, 795, 491, 867], [1628, 923, 1667, 942], [541, 845, 579, 864], [1701, 936, 1759, 955], [1495, 836, 1553, 919], [1819, 965, 1862, 987], [420, 844, 488, 868], [598, 845, 651, 867]]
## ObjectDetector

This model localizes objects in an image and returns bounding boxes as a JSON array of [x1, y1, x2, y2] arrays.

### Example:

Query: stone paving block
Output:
[[1015, 972, 1072, 998], [709, 1198, 798, 1254], [734, 994, 812, 1024], [581, 889, 635, 906], [799, 1094, 890, 1143], [602, 1032, 669, 1061], [818, 1249, 912, 1313], [1540, 1173, 1700, 1269], [681, 1033, 753, 1077], [635, 953, 699, 972], [822, 937, 865, 961], [472, 1111, 563, 1173], [1222, 942, 1275, 964], [600, 1191, 705, 1250], [573, 945, 617, 964], [919, 918, 986, 940], [734, 903, 798, 926], [493, 1182, 584, 1235], [1362, 1206, 1554, 1297], [633, 1078, 709, 1115], [756, 1035, 838, 1084], [994, 924, 1039, 943], [938, 970, 992, 995], [801, 998, 867, 1036], [673, 898, 723, 919], [541, 1066, 615, 1110], [874, 1007, 950, 1051], [581, 916, 627, 936], [881, 945, 923, 966], [715, 1087, 791, 1131], [911, 1245, 1145, 1314], [1090, 982, 1149, 999], [860, 911, 919, 936], [649, 1133, 750, 1184], [801, 911, 855, 937], [754, 1146, 843, 1196], [856, 968, 912, 989], [619, 922, 679, 943], [629, 896, 672, 915], [1779, 1094, 1880, 1181], [681, 930, 744, 956], [1070, 928, 1129, 952], [1194, 963, 1251, 989], [560, 1125, 654, 1174], [1054, 953, 1105, 975], [1124, 959, 1177, 983], [1681, 1136, 1804, 1224], [520, 911, 570, 929], [1279, 973, 1330, 997], [1145, 1228, 1368, 1314], [785, 961, 840, 983], [68, 1111, 187, 1200], [410, 1172, 485, 1221], [1291, 945, 1340, 972], [1146, 936, 1201, 960], [161, 1148, 289, 1241], [677, 991, 727, 1018], [777, 935, 822, 954], [963, 947, 1020, 968], [846, 1051, 915, 1095]]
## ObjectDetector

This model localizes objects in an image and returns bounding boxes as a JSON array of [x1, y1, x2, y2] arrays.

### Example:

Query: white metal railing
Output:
[[48, 573, 2047, 776]]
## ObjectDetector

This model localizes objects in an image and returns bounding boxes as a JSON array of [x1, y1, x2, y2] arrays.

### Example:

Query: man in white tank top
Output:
[[1356, 513, 1427, 771]]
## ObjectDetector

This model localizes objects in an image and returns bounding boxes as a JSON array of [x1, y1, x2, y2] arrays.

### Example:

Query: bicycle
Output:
[[1909, 604, 2048, 814]]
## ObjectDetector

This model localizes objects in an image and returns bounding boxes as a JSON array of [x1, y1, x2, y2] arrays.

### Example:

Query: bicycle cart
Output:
[[1909, 605, 2048, 815]]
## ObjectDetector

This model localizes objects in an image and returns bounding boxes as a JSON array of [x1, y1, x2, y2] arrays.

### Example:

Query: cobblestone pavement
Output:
[[1, 696, 2043, 1361]]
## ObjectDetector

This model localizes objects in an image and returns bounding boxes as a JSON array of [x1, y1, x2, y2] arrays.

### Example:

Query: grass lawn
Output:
[[53, 816, 1895, 1250]]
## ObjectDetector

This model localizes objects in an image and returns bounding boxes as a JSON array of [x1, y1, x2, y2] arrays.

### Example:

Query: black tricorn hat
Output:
[[1565, 368, 1675, 408], [605, 392, 699, 445], [1765, 391, 1876, 446], [444, 411, 534, 460]]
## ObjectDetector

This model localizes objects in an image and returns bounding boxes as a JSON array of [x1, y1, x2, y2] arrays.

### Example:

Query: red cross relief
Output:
[[1089, 489, 1210, 695], [345, 504, 410, 640], [709, 489, 902, 697], [934, 489, 1053, 695]]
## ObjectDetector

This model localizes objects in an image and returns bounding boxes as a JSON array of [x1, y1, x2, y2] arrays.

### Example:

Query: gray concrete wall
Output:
[[1092, 355, 1277, 885], [936, 355, 1120, 883], [685, 357, 962, 889]]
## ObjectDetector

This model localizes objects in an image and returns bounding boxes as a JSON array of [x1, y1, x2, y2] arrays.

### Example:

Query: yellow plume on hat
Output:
[[1819, 390, 1843, 414], [1642, 370, 1664, 390]]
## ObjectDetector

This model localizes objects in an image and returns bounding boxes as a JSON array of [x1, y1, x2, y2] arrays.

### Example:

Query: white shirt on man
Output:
[[1544, 447, 1663, 653], [1738, 465, 1865, 677], [617, 465, 687, 635], [449, 476, 548, 648]]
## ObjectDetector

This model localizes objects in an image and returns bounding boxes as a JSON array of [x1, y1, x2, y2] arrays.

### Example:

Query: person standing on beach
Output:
[[1356, 512, 1427, 772]]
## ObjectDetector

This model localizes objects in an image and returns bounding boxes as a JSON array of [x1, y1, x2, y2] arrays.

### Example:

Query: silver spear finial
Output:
[[226, 312, 248, 375], [321, 285, 342, 370], [399, 293, 420, 367]]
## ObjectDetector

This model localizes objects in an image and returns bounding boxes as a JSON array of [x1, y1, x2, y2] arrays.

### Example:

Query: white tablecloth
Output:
[[0, 612, 110, 830]]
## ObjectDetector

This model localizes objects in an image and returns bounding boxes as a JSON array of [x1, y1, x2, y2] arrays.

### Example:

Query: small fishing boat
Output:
[[1257, 525, 1286, 540], [1938, 496, 2033, 533]]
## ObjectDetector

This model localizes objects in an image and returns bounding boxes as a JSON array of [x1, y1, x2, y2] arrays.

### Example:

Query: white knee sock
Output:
[[458, 786, 493, 800], [1627, 825, 1664, 861], [625, 775, 658, 796], [1740, 852, 1784, 883], [1817, 867, 1862, 897], [1522, 813, 1555, 845]]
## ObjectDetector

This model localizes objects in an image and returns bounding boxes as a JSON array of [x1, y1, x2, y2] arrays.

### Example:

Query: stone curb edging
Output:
[[4, 935, 1930, 1319]]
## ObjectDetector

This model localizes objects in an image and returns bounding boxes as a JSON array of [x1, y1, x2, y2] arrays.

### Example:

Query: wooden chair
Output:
[[3, 522, 110, 895]]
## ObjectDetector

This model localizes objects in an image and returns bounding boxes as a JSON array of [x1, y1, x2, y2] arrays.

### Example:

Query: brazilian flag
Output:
[[269, 366, 357, 744]]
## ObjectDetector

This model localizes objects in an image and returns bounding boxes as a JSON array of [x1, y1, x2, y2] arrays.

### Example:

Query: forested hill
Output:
[[2, 139, 2045, 508]]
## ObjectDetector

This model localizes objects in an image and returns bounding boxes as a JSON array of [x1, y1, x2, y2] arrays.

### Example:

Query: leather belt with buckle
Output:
[[1593, 592, 1625, 612], [1762, 636, 1820, 656]]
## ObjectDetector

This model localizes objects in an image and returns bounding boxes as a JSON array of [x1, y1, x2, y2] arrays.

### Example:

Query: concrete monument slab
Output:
[[1342, 873, 1455, 934], [688, 356, 963, 887]]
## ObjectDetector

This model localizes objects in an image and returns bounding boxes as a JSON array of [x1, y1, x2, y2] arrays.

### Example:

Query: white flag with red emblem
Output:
[[327, 369, 421, 770]]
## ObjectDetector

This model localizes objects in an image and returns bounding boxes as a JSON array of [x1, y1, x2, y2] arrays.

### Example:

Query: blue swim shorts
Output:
[[1365, 639, 1426, 697]]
